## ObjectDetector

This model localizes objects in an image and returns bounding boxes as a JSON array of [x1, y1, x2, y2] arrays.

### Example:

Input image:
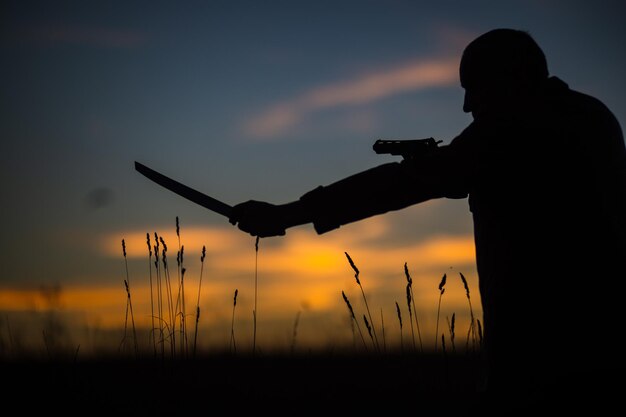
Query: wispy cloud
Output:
[[101, 217, 475, 275], [242, 56, 460, 140]]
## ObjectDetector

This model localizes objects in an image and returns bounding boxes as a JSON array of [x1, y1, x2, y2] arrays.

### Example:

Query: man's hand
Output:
[[229, 200, 287, 238]]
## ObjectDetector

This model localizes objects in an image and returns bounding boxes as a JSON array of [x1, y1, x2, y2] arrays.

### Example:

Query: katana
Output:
[[135, 161, 233, 218]]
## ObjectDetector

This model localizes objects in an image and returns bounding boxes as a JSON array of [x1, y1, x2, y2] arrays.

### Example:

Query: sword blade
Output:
[[135, 161, 233, 218]]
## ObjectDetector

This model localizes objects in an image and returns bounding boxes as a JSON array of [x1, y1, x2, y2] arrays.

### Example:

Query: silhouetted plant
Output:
[[435, 273, 446, 352], [447, 313, 456, 353], [341, 290, 368, 352], [404, 262, 423, 352], [146, 233, 157, 357], [121, 239, 138, 357], [345, 252, 380, 352], [253, 236, 259, 355], [460, 272, 477, 353], [395, 301, 403, 352], [193, 245, 206, 358], [230, 289, 238, 354]]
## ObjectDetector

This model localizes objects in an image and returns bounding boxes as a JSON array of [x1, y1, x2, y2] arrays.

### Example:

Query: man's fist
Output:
[[229, 200, 287, 238]]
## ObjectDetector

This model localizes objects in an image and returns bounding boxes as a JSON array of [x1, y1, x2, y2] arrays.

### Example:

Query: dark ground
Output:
[[3, 350, 485, 415], [3, 350, 623, 416]]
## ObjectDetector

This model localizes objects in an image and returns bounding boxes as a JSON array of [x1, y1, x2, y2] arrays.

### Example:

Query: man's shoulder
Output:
[[548, 76, 615, 120]]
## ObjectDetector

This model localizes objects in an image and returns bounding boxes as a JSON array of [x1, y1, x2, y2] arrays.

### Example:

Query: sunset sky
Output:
[[2, 0, 625, 355]]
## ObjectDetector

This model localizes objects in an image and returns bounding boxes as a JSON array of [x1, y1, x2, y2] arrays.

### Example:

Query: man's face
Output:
[[459, 51, 513, 120], [461, 77, 495, 120], [460, 58, 490, 120], [462, 86, 483, 119], [461, 72, 517, 121]]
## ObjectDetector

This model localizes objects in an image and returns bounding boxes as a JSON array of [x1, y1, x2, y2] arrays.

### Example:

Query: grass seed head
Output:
[[395, 301, 402, 328], [344, 252, 360, 284], [404, 262, 412, 285], [363, 314, 372, 336], [460, 272, 470, 298], [342, 291, 355, 318], [451, 312, 455, 333], [438, 273, 447, 292], [405, 283, 412, 307], [146, 233, 152, 256]]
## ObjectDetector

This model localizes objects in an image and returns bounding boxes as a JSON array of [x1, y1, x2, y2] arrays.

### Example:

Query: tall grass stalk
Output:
[[146, 233, 157, 357], [459, 272, 477, 353], [435, 273, 447, 352], [395, 301, 403, 352], [175, 217, 188, 357], [121, 239, 138, 357], [341, 291, 368, 352], [154, 233, 165, 358], [178, 262, 188, 356], [230, 289, 238, 354], [447, 313, 456, 353], [476, 319, 483, 348], [160, 236, 176, 357], [380, 307, 386, 353], [291, 311, 301, 355], [363, 314, 375, 349], [253, 236, 259, 355], [193, 245, 206, 358], [345, 252, 380, 352], [174, 245, 187, 356], [404, 263, 423, 352], [405, 284, 416, 351]]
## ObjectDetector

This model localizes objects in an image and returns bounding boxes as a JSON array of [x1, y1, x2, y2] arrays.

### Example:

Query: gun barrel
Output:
[[373, 138, 439, 155]]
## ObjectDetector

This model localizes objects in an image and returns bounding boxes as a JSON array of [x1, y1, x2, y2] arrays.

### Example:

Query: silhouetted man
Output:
[[229, 29, 626, 411]]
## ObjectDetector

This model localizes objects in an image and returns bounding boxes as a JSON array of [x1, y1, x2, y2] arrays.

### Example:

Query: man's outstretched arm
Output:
[[228, 154, 465, 237]]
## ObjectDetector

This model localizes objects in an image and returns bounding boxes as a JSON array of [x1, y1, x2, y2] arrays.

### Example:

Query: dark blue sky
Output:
[[2, 0, 626, 288]]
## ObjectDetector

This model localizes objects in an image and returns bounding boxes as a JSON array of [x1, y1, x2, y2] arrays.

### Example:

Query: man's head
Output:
[[460, 29, 549, 118]]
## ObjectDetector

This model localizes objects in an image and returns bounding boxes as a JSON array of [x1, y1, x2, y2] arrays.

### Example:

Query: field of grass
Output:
[[5, 218, 623, 415], [0, 217, 492, 415]]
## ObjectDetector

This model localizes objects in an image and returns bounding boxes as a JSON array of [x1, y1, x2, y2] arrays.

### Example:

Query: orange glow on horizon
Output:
[[2, 217, 480, 353]]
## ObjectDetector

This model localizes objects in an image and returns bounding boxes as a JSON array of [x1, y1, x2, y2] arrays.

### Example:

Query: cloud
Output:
[[242, 56, 460, 140], [101, 217, 475, 277]]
